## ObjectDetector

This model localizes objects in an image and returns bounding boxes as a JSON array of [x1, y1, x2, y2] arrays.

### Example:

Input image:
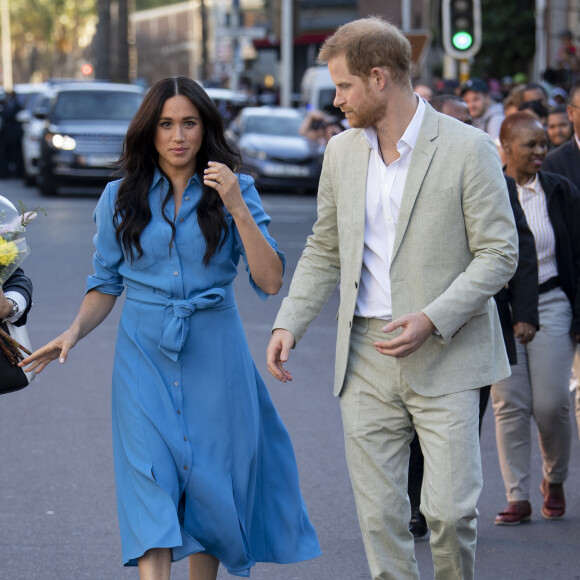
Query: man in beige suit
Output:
[[267, 18, 518, 580]]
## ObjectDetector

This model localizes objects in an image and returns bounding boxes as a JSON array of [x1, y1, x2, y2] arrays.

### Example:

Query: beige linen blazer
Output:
[[274, 105, 519, 397]]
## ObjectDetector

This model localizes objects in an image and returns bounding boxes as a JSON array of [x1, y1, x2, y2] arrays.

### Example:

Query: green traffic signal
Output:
[[452, 31, 474, 50]]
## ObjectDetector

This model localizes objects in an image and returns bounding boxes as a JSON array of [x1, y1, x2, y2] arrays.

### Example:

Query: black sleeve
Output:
[[2, 267, 33, 326], [505, 175, 539, 328], [565, 180, 580, 336]]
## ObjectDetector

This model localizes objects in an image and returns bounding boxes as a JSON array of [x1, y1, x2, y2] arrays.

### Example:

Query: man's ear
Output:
[[370, 67, 388, 89]]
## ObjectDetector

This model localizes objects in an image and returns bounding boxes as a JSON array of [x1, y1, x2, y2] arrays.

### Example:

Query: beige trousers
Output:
[[492, 287, 574, 501], [339, 318, 482, 580]]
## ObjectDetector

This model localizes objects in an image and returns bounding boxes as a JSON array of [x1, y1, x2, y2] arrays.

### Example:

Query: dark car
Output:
[[226, 107, 323, 193], [36, 82, 145, 196]]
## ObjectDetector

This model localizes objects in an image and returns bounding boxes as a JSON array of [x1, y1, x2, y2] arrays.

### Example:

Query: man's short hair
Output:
[[568, 81, 580, 104], [523, 82, 548, 99], [429, 94, 464, 113], [461, 78, 489, 96], [317, 17, 412, 87]]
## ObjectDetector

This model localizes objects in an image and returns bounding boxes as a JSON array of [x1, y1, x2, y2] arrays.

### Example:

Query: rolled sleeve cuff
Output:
[[4, 291, 27, 323]]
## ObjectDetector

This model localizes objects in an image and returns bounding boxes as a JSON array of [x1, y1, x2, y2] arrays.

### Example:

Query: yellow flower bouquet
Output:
[[0, 196, 42, 285]]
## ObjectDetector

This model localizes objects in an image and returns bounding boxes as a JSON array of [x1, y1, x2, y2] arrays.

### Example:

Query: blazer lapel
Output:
[[346, 130, 371, 234], [391, 106, 439, 262]]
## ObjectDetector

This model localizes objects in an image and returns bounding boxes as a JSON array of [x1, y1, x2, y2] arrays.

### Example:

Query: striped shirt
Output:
[[516, 174, 558, 284]]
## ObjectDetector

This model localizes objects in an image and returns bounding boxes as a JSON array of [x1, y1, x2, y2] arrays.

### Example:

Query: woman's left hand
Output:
[[514, 321, 537, 344], [203, 161, 246, 217]]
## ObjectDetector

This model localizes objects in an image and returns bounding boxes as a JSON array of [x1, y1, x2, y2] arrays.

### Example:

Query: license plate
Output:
[[263, 162, 310, 177], [83, 155, 118, 167]]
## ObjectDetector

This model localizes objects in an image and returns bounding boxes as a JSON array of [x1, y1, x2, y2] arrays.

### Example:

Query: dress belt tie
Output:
[[126, 284, 235, 361]]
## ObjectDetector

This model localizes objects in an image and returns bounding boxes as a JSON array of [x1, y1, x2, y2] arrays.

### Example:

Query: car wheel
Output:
[[38, 173, 58, 196], [23, 171, 37, 187]]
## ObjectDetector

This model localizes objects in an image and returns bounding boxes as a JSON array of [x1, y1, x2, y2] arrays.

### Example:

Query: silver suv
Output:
[[36, 81, 144, 196]]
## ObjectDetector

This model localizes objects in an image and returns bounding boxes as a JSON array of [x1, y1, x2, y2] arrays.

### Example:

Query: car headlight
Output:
[[45, 133, 77, 151], [241, 146, 268, 160]]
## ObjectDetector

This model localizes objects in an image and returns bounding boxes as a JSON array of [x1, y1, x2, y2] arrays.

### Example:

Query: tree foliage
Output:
[[471, 0, 536, 79], [135, 0, 184, 9], [7, 0, 96, 82]]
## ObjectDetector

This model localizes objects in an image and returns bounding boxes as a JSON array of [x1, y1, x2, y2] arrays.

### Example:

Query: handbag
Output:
[[0, 320, 35, 394]]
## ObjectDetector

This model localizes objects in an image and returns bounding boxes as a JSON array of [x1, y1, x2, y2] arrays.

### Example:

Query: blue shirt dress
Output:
[[86, 171, 320, 576]]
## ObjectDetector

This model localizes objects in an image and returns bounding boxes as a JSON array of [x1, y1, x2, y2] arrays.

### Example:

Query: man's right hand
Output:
[[266, 328, 295, 383]]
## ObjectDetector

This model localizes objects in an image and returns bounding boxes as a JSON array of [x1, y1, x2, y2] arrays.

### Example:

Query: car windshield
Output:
[[52, 90, 142, 121], [244, 115, 302, 136]]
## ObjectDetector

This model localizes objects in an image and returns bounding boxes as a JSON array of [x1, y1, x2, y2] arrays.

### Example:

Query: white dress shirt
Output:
[[516, 174, 558, 284], [355, 96, 426, 320]]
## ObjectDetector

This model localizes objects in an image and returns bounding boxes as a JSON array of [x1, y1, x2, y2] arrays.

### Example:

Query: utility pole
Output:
[[95, 0, 112, 80], [199, 0, 209, 81], [533, 0, 547, 83], [230, 0, 241, 90], [1, 0, 13, 91], [280, 0, 293, 107], [117, 0, 130, 82], [401, 0, 411, 31]]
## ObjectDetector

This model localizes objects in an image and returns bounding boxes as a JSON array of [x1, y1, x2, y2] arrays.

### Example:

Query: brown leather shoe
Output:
[[494, 501, 532, 525], [540, 479, 565, 519]]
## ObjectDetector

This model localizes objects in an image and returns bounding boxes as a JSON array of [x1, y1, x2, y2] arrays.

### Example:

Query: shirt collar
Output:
[[363, 94, 425, 154], [519, 173, 540, 191], [150, 168, 200, 190]]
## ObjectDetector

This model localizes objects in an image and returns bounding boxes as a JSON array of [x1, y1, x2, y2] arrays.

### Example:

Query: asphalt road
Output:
[[0, 178, 578, 579]]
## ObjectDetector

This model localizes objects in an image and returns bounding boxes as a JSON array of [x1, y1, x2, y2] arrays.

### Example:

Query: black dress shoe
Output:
[[409, 506, 428, 539]]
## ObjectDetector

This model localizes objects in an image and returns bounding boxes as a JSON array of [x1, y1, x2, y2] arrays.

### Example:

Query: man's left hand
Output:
[[374, 312, 436, 358]]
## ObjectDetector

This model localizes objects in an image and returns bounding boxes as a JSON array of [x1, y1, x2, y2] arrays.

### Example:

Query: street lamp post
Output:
[[1, 0, 13, 91], [280, 0, 293, 107]]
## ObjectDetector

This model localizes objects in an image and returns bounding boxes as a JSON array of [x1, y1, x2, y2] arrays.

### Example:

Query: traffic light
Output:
[[442, 0, 482, 60]]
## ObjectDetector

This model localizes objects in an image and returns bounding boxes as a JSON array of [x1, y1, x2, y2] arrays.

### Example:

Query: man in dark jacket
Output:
[[543, 81, 580, 186], [541, 81, 580, 441]]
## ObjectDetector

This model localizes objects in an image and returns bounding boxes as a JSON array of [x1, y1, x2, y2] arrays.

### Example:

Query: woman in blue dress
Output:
[[21, 77, 320, 579]]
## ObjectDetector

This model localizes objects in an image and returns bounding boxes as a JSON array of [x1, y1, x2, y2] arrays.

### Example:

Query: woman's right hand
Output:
[[19, 327, 80, 374]]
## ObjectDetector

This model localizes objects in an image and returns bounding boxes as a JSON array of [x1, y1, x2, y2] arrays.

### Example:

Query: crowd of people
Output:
[[405, 70, 580, 539], [2, 17, 578, 580]]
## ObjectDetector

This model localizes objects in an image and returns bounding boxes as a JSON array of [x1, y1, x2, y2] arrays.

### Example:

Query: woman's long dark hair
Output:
[[114, 76, 241, 265]]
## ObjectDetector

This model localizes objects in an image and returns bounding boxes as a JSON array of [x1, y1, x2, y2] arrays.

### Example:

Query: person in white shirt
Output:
[[266, 17, 518, 580]]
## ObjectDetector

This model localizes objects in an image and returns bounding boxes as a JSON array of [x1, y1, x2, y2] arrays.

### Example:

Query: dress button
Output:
[[185, 197, 190, 201], [177, 410, 181, 414], [179, 218, 184, 223], [184, 436, 188, 441], [174, 381, 179, 387], [183, 465, 189, 470], [174, 271, 179, 276]]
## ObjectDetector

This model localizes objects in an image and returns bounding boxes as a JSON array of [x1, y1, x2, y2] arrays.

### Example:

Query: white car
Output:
[[15, 83, 50, 186]]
